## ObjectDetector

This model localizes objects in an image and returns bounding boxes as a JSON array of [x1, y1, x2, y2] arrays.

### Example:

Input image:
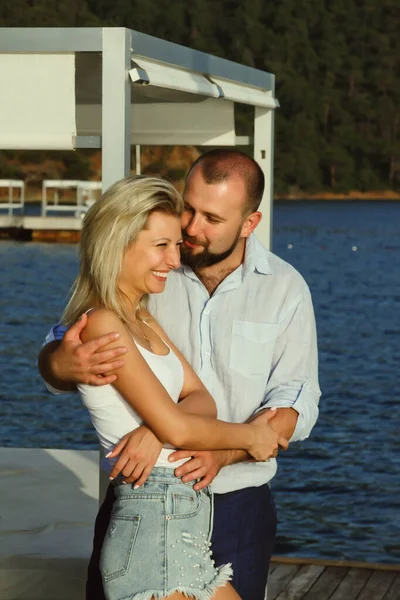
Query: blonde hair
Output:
[[62, 175, 183, 327]]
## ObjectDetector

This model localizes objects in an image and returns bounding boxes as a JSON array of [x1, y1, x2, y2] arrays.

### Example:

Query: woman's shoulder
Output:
[[83, 307, 126, 340], [86, 306, 119, 323]]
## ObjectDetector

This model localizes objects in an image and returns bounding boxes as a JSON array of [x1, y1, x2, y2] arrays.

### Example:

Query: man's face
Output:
[[181, 167, 248, 269]]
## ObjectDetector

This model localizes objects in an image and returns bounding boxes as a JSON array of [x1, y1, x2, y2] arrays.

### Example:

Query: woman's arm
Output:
[[82, 309, 287, 460], [141, 310, 217, 419]]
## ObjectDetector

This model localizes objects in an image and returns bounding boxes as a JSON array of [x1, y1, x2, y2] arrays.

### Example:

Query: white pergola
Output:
[[0, 28, 277, 599], [0, 27, 278, 248]]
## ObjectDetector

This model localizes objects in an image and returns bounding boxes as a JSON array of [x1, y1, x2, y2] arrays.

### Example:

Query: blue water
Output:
[[1, 201, 399, 564]]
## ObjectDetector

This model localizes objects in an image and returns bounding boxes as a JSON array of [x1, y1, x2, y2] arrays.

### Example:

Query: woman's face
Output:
[[118, 211, 182, 301]]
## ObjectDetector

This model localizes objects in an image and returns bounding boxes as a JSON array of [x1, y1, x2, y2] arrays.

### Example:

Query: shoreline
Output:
[[274, 190, 400, 201], [2, 195, 400, 205]]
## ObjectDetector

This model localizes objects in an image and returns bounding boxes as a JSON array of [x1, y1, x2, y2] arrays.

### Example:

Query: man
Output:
[[39, 149, 320, 600]]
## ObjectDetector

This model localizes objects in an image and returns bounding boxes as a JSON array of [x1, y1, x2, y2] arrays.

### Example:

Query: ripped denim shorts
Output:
[[100, 467, 232, 600]]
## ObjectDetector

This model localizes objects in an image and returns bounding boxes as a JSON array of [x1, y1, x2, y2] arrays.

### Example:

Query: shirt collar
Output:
[[179, 264, 197, 279], [243, 233, 273, 276], [180, 233, 273, 280]]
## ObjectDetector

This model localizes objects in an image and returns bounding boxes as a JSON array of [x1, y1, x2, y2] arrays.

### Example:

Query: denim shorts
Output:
[[100, 467, 233, 600]]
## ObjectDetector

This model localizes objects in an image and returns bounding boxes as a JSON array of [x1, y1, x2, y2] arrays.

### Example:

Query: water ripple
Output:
[[1, 202, 400, 564]]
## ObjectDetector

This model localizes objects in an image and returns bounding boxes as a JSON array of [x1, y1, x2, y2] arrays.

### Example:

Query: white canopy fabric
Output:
[[129, 56, 279, 109], [74, 51, 241, 145], [0, 54, 76, 150], [0, 50, 238, 151], [129, 55, 221, 98], [76, 98, 236, 146], [210, 76, 279, 109], [0, 39, 277, 151]]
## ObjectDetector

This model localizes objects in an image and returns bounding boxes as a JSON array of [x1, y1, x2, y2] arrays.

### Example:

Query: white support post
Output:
[[135, 144, 141, 174], [99, 28, 132, 502], [254, 106, 275, 250], [8, 185, 13, 216], [41, 183, 47, 217], [101, 28, 132, 192]]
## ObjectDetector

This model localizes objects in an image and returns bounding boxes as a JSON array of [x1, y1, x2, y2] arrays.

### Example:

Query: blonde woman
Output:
[[62, 175, 287, 600]]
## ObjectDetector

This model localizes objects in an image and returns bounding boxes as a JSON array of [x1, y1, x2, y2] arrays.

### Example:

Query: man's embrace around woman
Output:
[[39, 149, 320, 600]]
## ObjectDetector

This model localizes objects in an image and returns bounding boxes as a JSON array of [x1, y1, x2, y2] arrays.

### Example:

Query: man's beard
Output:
[[181, 230, 241, 270]]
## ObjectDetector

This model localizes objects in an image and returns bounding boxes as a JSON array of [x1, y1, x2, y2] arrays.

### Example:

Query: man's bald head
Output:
[[186, 149, 265, 215]]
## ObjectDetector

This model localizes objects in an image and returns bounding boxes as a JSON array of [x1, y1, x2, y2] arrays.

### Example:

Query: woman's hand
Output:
[[248, 408, 289, 461], [107, 426, 163, 486]]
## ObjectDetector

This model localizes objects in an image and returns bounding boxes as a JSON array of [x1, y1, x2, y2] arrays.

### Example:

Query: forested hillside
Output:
[[0, 0, 399, 194]]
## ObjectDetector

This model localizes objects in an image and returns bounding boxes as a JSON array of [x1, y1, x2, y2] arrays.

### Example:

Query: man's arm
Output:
[[107, 401, 284, 489], [169, 285, 320, 489], [260, 407, 298, 441], [168, 406, 288, 491], [38, 340, 76, 391], [106, 394, 225, 486], [258, 284, 321, 442], [38, 313, 127, 391], [168, 447, 250, 490]]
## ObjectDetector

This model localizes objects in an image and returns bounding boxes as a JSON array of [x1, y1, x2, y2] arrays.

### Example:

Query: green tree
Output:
[[1, 0, 399, 193]]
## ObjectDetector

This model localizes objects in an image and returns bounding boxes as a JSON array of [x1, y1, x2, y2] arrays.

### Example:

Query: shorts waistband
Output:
[[113, 466, 195, 488]]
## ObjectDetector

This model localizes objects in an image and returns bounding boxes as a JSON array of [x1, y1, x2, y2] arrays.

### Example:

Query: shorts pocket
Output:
[[100, 515, 141, 582], [229, 320, 277, 377], [171, 486, 202, 519]]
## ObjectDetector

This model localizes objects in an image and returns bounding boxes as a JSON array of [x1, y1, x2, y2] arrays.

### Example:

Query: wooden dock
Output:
[[268, 557, 400, 600]]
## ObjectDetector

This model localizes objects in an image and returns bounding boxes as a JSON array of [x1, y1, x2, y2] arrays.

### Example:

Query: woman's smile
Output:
[[151, 270, 169, 281]]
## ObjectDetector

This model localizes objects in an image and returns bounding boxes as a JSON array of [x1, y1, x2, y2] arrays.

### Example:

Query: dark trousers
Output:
[[86, 482, 277, 600]]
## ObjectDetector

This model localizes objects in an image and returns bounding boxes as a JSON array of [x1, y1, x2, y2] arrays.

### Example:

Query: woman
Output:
[[62, 175, 285, 600]]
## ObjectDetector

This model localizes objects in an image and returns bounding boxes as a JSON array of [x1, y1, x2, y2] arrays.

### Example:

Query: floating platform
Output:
[[0, 215, 82, 242]]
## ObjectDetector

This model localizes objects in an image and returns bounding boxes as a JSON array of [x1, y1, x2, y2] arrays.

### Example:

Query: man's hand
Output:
[[107, 427, 163, 486], [44, 313, 127, 387], [169, 408, 292, 490], [249, 407, 298, 448], [168, 449, 229, 491], [248, 408, 289, 461]]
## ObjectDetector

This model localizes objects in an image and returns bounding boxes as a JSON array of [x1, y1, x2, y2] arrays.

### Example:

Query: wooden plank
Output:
[[303, 566, 349, 600], [357, 571, 397, 600], [329, 568, 372, 600], [384, 574, 400, 600], [268, 564, 300, 600], [272, 556, 400, 572], [274, 564, 325, 600], [269, 563, 279, 575]]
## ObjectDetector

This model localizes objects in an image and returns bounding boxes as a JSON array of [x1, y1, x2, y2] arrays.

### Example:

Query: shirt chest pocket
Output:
[[229, 321, 278, 378]]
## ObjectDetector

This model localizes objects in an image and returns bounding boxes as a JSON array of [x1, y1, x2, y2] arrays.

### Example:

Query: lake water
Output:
[[1, 201, 399, 564]]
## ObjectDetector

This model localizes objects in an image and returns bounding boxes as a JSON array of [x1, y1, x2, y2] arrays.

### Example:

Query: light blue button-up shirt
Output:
[[46, 234, 320, 493], [148, 233, 321, 493]]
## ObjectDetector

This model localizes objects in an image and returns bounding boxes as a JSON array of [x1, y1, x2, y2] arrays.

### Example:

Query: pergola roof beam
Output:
[[0, 27, 102, 52], [131, 30, 274, 92]]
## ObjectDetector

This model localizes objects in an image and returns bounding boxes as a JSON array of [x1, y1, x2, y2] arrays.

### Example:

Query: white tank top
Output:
[[78, 327, 186, 472]]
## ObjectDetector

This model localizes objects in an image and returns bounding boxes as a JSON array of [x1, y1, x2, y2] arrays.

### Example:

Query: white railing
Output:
[[76, 181, 102, 216], [41, 180, 102, 217], [0, 179, 25, 214], [41, 179, 81, 216]]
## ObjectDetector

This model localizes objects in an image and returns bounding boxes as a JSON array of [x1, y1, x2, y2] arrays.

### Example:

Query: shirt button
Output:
[[205, 352, 210, 358], [204, 308, 209, 315]]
